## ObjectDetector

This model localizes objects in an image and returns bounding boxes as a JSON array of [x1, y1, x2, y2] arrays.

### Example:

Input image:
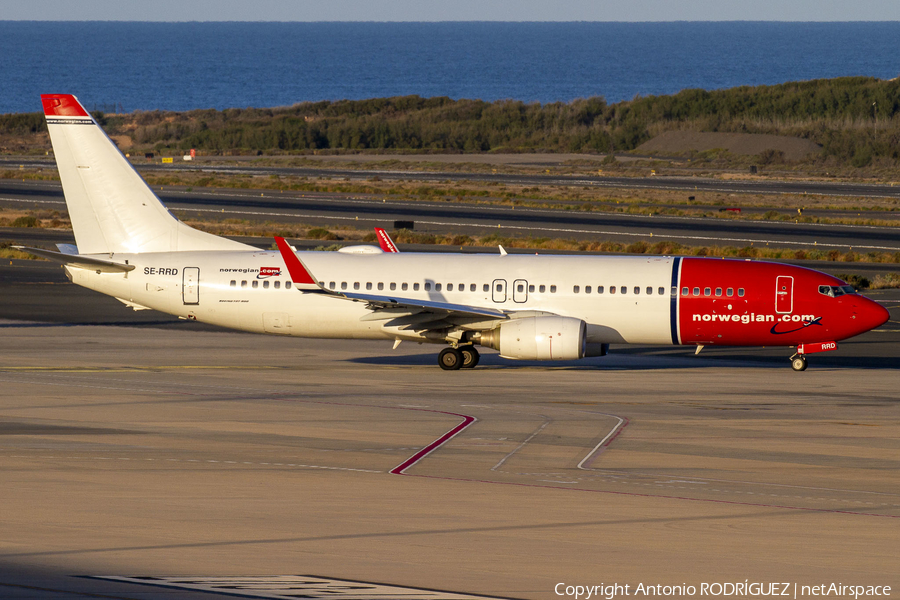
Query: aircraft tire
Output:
[[439, 347, 464, 370], [460, 346, 480, 369], [791, 356, 808, 372]]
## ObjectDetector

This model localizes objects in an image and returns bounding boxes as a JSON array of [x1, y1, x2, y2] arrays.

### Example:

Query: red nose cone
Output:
[[857, 297, 890, 333]]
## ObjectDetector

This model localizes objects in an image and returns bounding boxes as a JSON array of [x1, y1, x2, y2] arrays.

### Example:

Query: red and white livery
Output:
[[22, 94, 889, 371]]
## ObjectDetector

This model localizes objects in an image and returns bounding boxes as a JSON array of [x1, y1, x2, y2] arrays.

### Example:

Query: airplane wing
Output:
[[274, 237, 507, 324], [374, 228, 399, 253], [14, 246, 136, 273]]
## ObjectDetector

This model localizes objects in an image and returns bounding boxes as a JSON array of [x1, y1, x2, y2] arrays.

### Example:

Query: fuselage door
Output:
[[492, 279, 507, 303], [513, 279, 528, 303], [775, 275, 793, 314], [183, 267, 200, 305]]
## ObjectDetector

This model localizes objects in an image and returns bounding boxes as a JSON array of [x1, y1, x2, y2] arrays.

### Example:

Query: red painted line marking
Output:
[[391, 413, 476, 475]]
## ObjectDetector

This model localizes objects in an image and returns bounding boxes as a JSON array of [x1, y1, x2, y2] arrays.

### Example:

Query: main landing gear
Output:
[[438, 345, 480, 370]]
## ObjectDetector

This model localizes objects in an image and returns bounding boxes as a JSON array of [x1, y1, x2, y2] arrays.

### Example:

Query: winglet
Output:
[[375, 228, 399, 253], [274, 237, 317, 285]]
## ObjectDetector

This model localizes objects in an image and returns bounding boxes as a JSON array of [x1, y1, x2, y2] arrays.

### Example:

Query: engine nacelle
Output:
[[477, 316, 586, 360]]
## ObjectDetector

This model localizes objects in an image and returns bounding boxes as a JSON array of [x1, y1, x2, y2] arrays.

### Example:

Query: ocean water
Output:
[[1, 21, 899, 114]]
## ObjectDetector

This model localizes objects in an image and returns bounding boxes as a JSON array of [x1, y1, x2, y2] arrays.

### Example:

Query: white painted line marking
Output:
[[577, 414, 627, 470]]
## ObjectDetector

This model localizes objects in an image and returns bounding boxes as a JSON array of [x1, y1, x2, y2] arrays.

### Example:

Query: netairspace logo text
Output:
[[554, 581, 892, 599]]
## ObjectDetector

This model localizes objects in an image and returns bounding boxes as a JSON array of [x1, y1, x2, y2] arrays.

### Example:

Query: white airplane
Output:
[[20, 94, 889, 371]]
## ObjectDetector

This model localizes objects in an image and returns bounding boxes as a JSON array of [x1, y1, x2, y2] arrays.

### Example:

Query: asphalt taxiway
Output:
[[0, 259, 898, 599], [5, 156, 900, 200], [2, 180, 900, 253]]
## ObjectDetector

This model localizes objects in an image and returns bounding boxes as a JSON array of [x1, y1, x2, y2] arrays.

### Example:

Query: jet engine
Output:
[[477, 316, 586, 360]]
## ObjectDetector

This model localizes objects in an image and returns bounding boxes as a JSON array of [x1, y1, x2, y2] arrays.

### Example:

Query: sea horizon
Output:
[[2, 21, 898, 114]]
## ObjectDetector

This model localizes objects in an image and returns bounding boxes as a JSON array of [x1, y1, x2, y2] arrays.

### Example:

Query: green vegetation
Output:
[[3, 77, 899, 163]]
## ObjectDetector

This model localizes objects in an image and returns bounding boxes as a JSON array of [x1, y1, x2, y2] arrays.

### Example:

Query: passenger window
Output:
[[621, 286, 627, 294], [252, 281, 259, 289], [528, 285, 535, 293], [704, 287, 711, 296], [539, 285, 546, 293], [230, 280, 236, 287], [634, 286, 640, 295], [435, 283, 442, 291], [447, 283, 454, 291], [610, 286, 616, 295], [241, 280, 247, 288], [424, 283, 431, 291], [646, 286, 652, 295], [274, 281, 281, 289], [658, 287, 665, 295], [366, 282, 372, 290], [470, 284, 476, 292], [597, 286, 604, 294], [726, 288, 734, 297], [682, 287, 688, 296], [550, 285, 557, 293], [573, 285, 580, 294], [285, 282, 292, 289], [377, 282, 384, 291], [263, 280, 270, 289], [390, 282, 397, 291], [738, 288, 745, 297], [402, 283, 408, 291], [413, 283, 420, 291], [483, 284, 490, 292], [715, 287, 722, 296], [692, 287, 700, 296], [585, 286, 591, 294], [353, 282, 360, 290], [459, 283, 465, 291]]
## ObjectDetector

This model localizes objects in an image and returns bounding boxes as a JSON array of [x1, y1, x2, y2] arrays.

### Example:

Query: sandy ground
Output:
[[637, 131, 821, 161]]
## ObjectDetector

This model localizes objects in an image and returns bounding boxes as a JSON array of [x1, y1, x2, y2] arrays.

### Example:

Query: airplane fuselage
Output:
[[66, 250, 884, 349]]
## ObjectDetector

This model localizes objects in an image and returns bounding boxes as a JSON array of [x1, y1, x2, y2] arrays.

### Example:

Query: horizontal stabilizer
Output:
[[14, 246, 135, 273]]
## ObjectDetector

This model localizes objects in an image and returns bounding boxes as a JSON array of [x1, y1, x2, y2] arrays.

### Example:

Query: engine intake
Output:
[[477, 316, 586, 360]]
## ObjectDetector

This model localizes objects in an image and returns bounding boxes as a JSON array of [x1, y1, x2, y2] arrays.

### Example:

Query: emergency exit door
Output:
[[775, 276, 793, 313], [183, 267, 200, 305], [492, 279, 507, 303]]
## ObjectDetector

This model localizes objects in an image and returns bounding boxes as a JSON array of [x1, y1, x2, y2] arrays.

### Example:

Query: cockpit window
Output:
[[818, 285, 856, 298]]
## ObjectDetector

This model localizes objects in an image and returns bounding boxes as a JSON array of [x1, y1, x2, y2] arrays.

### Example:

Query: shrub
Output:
[[836, 273, 870, 290], [307, 227, 339, 240], [11, 215, 38, 228]]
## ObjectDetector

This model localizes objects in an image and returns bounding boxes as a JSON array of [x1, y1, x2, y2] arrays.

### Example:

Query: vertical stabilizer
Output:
[[42, 94, 249, 255]]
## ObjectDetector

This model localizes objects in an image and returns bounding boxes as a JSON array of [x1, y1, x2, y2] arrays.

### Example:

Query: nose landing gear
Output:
[[789, 341, 838, 371], [790, 355, 808, 372]]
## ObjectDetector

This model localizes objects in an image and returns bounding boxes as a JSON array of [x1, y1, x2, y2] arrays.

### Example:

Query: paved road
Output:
[[3, 180, 899, 252], [5, 156, 900, 199]]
